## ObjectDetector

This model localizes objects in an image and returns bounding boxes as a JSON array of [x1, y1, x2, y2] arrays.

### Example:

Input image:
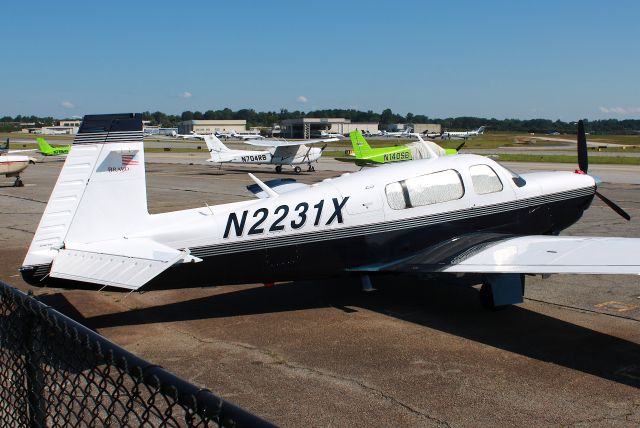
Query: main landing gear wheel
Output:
[[13, 177, 24, 187], [294, 166, 302, 174], [275, 165, 282, 173], [308, 165, 315, 172]]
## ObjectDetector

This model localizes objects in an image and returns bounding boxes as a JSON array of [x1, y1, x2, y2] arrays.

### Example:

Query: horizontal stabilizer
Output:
[[50, 238, 201, 290], [246, 178, 308, 199]]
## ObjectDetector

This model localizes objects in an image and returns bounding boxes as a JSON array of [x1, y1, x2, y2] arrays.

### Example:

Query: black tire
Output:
[[294, 166, 301, 174], [308, 165, 315, 172], [275, 165, 282, 173]]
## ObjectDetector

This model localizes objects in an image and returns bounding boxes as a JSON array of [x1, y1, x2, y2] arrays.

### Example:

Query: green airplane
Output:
[[338, 130, 460, 165], [37, 138, 71, 156]]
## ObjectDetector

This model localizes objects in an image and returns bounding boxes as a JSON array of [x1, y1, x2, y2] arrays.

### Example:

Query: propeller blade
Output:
[[455, 141, 466, 152], [577, 120, 588, 173], [595, 190, 631, 221], [320, 144, 328, 152]]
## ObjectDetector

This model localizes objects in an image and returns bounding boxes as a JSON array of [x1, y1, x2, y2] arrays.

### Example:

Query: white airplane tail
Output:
[[477, 126, 486, 134], [204, 134, 232, 162], [22, 113, 149, 268]]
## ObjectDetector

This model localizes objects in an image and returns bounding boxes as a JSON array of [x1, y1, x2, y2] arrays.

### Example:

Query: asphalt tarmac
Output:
[[1, 155, 639, 427]]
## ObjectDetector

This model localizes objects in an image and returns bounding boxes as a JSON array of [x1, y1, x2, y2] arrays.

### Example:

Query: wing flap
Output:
[[50, 238, 200, 290], [443, 236, 640, 275], [351, 236, 640, 276]]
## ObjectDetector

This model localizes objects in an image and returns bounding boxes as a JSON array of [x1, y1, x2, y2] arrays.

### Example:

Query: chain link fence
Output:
[[0, 281, 274, 427]]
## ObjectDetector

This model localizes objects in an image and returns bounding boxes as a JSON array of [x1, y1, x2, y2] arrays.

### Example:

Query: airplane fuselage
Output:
[[22, 154, 595, 289]]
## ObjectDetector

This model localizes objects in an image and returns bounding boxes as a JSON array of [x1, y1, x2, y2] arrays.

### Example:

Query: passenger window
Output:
[[469, 164, 503, 195], [386, 170, 464, 210], [385, 182, 406, 209], [406, 169, 464, 207]]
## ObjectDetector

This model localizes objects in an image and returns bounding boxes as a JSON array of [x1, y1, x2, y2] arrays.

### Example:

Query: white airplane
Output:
[[319, 131, 345, 139], [441, 126, 486, 140], [0, 139, 37, 187], [171, 131, 206, 140], [20, 114, 640, 312], [229, 131, 265, 141], [364, 130, 384, 137], [382, 128, 414, 138], [204, 134, 336, 173]]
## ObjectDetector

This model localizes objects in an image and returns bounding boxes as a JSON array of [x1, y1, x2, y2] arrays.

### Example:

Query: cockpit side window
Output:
[[469, 164, 503, 194], [385, 169, 465, 210]]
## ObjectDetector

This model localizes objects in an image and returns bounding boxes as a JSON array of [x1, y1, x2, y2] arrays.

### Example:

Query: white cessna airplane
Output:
[[229, 131, 265, 141], [0, 139, 37, 187], [21, 114, 639, 310], [441, 126, 486, 140], [204, 134, 337, 173]]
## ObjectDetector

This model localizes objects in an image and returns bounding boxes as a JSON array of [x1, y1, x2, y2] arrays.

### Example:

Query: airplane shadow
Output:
[[44, 277, 640, 388]]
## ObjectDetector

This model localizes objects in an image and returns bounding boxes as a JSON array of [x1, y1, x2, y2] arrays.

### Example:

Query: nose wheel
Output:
[[307, 165, 315, 172], [13, 176, 24, 187]]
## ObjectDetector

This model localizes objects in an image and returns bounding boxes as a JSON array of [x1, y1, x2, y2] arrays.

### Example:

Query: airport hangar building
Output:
[[280, 118, 379, 139], [177, 120, 248, 135]]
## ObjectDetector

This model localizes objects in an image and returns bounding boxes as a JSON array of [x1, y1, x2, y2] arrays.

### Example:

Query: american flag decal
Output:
[[121, 154, 139, 166]]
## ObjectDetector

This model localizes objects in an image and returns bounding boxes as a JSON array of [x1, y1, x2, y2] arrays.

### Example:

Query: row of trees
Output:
[[2, 110, 640, 134]]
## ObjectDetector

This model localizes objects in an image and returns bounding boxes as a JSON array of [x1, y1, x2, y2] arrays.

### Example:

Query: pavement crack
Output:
[[169, 326, 450, 427], [6, 226, 34, 235], [0, 194, 47, 204]]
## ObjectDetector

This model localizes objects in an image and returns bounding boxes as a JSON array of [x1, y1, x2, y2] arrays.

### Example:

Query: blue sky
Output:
[[1, 0, 638, 120]]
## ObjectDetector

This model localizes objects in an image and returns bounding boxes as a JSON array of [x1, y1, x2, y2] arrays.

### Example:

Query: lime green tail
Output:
[[349, 130, 372, 158], [36, 138, 54, 155]]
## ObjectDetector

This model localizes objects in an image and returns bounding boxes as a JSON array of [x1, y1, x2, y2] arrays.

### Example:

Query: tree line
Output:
[[2, 110, 640, 134]]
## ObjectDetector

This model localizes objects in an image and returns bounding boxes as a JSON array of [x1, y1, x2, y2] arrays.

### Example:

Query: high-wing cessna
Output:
[[0, 139, 37, 186], [229, 131, 265, 141], [339, 130, 460, 165], [382, 127, 414, 138], [204, 133, 337, 173], [441, 126, 486, 140], [21, 114, 640, 311]]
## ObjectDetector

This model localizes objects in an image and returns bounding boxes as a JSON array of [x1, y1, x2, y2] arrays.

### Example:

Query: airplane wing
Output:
[[245, 137, 339, 147], [349, 235, 640, 276], [50, 238, 201, 290]]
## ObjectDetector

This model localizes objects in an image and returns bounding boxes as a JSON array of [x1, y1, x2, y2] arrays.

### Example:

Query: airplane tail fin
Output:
[[477, 126, 486, 134], [204, 134, 232, 162], [36, 137, 54, 154], [22, 113, 149, 272], [0, 138, 8, 151], [349, 130, 372, 158]]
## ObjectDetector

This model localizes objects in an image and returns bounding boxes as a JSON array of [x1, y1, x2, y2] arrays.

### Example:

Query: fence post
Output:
[[23, 304, 46, 428]]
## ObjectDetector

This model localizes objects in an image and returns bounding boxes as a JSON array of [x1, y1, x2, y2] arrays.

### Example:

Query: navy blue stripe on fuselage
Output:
[[187, 186, 595, 259]]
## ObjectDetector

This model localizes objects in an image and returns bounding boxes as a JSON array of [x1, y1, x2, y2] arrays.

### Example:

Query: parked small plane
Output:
[[382, 128, 414, 138], [204, 133, 337, 173], [20, 114, 639, 311], [339, 130, 460, 165], [319, 131, 345, 139], [171, 131, 205, 140], [0, 139, 37, 186], [229, 131, 265, 141], [441, 126, 486, 140], [37, 138, 71, 156]]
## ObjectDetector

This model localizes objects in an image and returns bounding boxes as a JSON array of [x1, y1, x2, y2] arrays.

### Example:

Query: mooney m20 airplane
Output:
[[440, 126, 486, 140], [0, 139, 37, 187], [204, 134, 337, 173], [341, 130, 461, 165], [21, 114, 640, 310], [37, 138, 71, 156]]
